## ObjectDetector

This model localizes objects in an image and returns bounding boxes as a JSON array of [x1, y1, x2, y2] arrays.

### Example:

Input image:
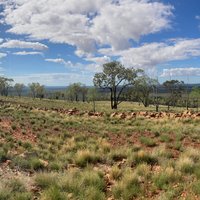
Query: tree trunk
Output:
[[112, 101, 118, 109], [93, 101, 96, 112], [110, 89, 114, 109], [82, 94, 85, 102], [167, 103, 170, 111], [144, 98, 149, 107], [75, 94, 78, 102]]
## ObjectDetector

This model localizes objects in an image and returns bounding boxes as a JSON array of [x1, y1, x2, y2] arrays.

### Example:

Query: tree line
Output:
[[0, 61, 199, 110]]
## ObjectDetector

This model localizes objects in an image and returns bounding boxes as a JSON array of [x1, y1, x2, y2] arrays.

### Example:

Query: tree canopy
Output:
[[131, 75, 158, 107], [29, 83, 45, 99], [93, 61, 143, 109], [0, 76, 13, 96]]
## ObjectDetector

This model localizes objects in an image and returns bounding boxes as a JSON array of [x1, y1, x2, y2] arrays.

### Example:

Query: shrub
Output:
[[22, 142, 32, 150], [192, 180, 200, 195], [75, 150, 101, 167], [0, 150, 8, 163], [30, 158, 46, 171], [60, 169, 105, 199], [112, 173, 141, 200], [184, 148, 200, 162], [153, 167, 180, 190], [5, 178, 26, 193], [0, 188, 10, 200], [80, 170, 105, 191], [135, 163, 150, 178], [131, 150, 158, 166], [152, 145, 173, 159], [11, 124, 17, 130], [40, 186, 66, 200], [176, 157, 194, 174], [140, 136, 156, 147], [49, 162, 62, 171], [11, 157, 31, 170], [109, 148, 128, 162], [82, 186, 105, 200], [35, 173, 58, 189], [194, 165, 200, 179], [160, 134, 171, 143], [110, 166, 122, 180], [11, 192, 32, 200]]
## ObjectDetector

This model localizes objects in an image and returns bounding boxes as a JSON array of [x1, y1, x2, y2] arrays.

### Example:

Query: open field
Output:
[[0, 97, 200, 200], [0, 96, 199, 113]]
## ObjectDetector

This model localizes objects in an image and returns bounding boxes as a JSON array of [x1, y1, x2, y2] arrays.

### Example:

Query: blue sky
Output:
[[0, 0, 200, 86]]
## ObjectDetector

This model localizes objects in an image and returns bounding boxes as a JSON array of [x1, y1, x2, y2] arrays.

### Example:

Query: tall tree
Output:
[[190, 86, 200, 98], [29, 83, 45, 99], [93, 61, 142, 109], [190, 86, 200, 110], [163, 80, 185, 110], [66, 83, 82, 102], [0, 77, 13, 96], [131, 75, 158, 107], [14, 83, 25, 97], [87, 87, 99, 112], [80, 85, 88, 102]]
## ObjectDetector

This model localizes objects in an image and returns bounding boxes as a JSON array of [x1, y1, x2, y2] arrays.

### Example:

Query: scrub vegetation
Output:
[[0, 96, 200, 199]]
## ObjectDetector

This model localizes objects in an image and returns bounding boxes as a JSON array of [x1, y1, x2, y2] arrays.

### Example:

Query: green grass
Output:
[[140, 136, 156, 147], [0, 96, 199, 199]]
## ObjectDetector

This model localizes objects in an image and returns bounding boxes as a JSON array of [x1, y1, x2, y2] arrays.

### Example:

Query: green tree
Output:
[[52, 91, 65, 100], [0, 77, 14, 96], [29, 83, 45, 99], [131, 75, 158, 107], [66, 83, 82, 102], [163, 80, 185, 110], [80, 85, 88, 102], [190, 86, 200, 98], [87, 87, 99, 112], [93, 61, 142, 109], [14, 83, 25, 97], [190, 86, 200, 110]]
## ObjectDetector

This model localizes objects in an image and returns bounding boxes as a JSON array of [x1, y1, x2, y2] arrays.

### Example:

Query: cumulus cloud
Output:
[[91, 0, 172, 50], [45, 58, 73, 66], [13, 51, 43, 56], [85, 56, 111, 64], [196, 15, 200, 20], [161, 67, 200, 77], [99, 38, 200, 70], [0, 40, 48, 50], [196, 15, 200, 30], [0, 67, 5, 72], [1, 0, 173, 53], [11, 72, 93, 86], [0, 52, 7, 58], [45, 57, 103, 73]]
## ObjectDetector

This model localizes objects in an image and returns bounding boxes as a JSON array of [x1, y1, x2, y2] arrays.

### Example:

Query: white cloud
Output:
[[85, 55, 111, 64], [11, 72, 93, 86], [45, 57, 103, 73], [0, 52, 7, 58], [0, 67, 5, 72], [161, 67, 200, 77], [0, 38, 3, 43], [196, 15, 200, 20], [1, 0, 173, 53], [196, 15, 200, 30], [13, 51, 43, 56], [91, 0, 172, 50], [99, 38, 200, 71], [45, 58, 72, 66], [0, 40, 48, 50]]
